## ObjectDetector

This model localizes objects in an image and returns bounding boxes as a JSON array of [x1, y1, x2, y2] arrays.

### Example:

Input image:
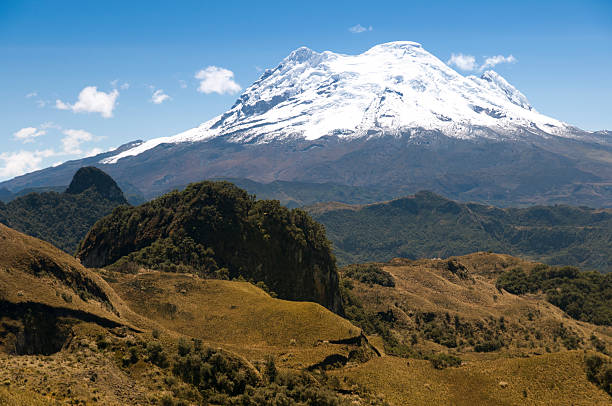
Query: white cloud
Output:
[[25, 92, 37, 98], [151, 89, 170, 104], [349, 24, 373, 34], [0, 126, 103, 180], [84, 147, 104, 157], [0, 149, 56, 180], [195, 66, 241, 95], [448, 53, 517, 72], [13, 127, 46, 142], [61, 129, 94, 154], [481, 54, 517, 70], [55, 86, 119, 118], [447, 53, 477, 71], [40, 122, 60, 130]]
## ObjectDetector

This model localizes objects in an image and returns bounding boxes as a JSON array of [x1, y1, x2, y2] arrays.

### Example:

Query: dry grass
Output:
[[335, 351, 611, 405], [346, 253, 612, 358]]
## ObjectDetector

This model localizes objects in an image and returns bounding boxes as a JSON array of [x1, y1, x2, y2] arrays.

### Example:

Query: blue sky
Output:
[[1, 0, 611, 181]]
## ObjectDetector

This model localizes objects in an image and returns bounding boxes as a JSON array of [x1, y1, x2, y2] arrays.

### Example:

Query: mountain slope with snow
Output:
[[104, 41, 576, 164], [3, 41, 612, 208]]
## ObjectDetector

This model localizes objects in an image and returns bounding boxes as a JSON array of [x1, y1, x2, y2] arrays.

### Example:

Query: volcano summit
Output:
[[2, 42, 612, 206]]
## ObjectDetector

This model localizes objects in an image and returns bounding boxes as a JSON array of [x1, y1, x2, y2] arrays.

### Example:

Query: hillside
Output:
[[333, 253, 612, 404], [1, 224, 611, 404], [77, 180, 344, 314], [308, 191, 612, 271], [0, 223, 382, 405], [0, 223, 133, 354], [0, 167, 128, 254]]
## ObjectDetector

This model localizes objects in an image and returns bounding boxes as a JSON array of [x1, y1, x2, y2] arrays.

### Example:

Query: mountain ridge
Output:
[[1, 42, 611, 207], [308, 190, 612, 271]]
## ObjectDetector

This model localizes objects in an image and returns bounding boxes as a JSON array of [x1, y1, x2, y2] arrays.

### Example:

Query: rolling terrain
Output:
[[1, 223, 610, 404], [308, 191, 612, 271], [0, 178, 610, 404], [335, 253, 612, 404]]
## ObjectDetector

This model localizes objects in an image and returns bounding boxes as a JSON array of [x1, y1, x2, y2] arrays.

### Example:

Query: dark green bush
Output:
[[585, 354, 612, 395], [496, 264, 612, 326], [341, 264, 395, 287]]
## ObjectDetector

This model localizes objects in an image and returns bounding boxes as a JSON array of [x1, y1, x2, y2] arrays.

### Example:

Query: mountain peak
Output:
[[102, 41, 573, 164], [65, 167, 126, 203], [367, 40, 422, 51], [284, 46, 318, 63]]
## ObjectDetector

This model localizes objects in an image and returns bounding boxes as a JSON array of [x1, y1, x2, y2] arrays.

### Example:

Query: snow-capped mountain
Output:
[[103, 41, 575, 164], [3, 41, 612, 208]]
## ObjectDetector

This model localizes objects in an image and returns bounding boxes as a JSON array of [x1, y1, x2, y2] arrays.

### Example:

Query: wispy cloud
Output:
[[1, 124, 104, 180], [13, 127, 46, 143], [25, 92, 37, 98], [448, 53, 517, 72], [110, 79, 130, 90], [0, 149, 56, 180], [61, 129, 94, 154], [447, 53, 478, 71], [179, 79, 187, 89], [56, 86, 119, 118], [195, 66, 241, 95], [349, 24, 373, 34], [481, 55, 517, 70], [151, 89, 170, 104]]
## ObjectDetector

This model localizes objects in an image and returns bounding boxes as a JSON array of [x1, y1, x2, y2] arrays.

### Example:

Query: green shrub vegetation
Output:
[[585, 354, 612, 395], [341, 263, 395, 287], [0, 167, 127, 254], [426, 353, 462, 369], [309, 191, 612, 271], [496, 264, 612, 326], [77, 181, 343, 313], [107, 335, 387, 405]]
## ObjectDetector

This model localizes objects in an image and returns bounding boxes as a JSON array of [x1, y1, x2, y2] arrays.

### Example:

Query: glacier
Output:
[[103, 41, 577, 164]]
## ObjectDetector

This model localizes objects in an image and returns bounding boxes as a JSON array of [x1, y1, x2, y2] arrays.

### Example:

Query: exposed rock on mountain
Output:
[[1, 42, 611, 207]]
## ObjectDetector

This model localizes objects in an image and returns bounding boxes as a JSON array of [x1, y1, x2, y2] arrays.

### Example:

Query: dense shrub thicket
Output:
[[310, 191, 612, 271], [78, 181, 343, 313], [109, 335, 374, 406], [496, 264, 612, 326], [341, 264, 395, 287], [585, 354, 612, 395]]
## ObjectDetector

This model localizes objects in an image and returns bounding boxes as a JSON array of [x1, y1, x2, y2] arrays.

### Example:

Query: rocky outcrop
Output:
[[77, 181, 344, 314]]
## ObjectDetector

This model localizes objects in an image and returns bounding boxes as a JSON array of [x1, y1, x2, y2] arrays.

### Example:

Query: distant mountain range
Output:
[[1, 41, 611, 207], [308, 191, 612, 272]]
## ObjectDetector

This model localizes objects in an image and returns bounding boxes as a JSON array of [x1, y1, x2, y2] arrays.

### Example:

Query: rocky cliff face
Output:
[[77, 181, 344, 314]]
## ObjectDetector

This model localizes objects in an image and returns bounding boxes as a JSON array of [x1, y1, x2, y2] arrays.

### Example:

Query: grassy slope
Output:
[[333, 252, 612, 404], [104, 270, 366, 369], [1, 223, 610, 404], [335, 351, 611, 405], [0, 223, 129, 326], [344, 253, 612, 358]]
